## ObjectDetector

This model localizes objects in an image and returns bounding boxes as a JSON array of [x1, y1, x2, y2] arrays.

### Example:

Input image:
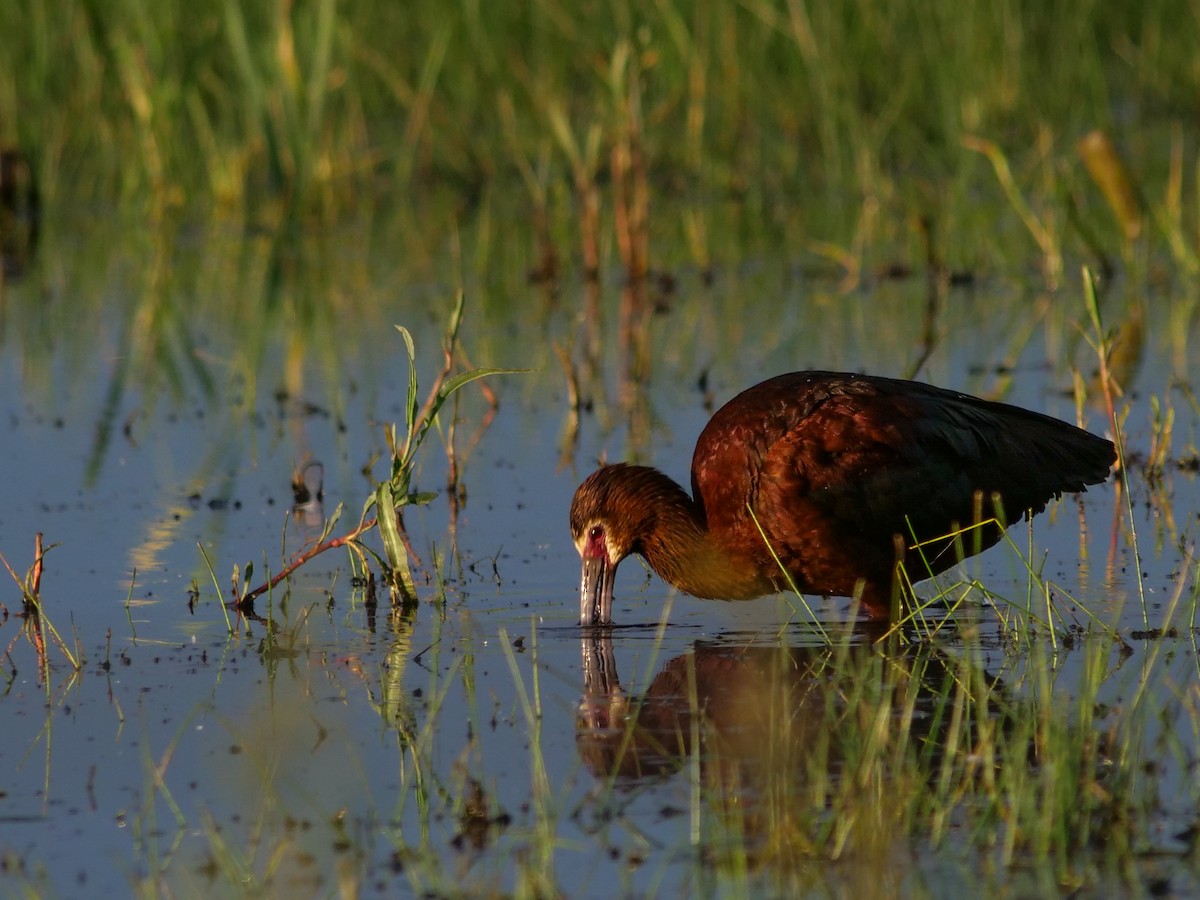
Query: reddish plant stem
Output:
[[32, 532, 43, 596], [241, 516, 377, 603]]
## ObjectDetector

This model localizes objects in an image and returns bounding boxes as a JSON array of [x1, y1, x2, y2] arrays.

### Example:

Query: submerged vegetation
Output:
[[1, 1, 1200, 897]]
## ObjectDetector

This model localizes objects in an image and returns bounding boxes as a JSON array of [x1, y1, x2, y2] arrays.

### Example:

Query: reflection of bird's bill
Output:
[[577, 634, 628, 733], [579, 633, 618, 695]]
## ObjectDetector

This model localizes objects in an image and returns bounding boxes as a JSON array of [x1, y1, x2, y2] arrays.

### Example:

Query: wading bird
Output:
[[570, 372, 1115, 625]]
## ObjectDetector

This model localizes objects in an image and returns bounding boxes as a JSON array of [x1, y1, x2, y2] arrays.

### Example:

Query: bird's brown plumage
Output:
[[570, 371, 1115, 625]]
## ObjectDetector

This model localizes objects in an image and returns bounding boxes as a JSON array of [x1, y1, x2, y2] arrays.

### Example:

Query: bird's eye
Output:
[[589, 525, 603, 539]]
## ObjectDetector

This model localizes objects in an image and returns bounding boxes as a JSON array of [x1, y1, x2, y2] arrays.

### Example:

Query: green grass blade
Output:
[[375, 481, 415, 597]]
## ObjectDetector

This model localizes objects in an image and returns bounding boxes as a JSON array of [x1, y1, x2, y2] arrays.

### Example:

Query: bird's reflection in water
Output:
[[577, 629, 1006, 867]]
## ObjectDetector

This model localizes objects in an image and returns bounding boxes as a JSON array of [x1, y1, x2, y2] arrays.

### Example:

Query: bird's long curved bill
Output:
[[579, 555, 615, 627]]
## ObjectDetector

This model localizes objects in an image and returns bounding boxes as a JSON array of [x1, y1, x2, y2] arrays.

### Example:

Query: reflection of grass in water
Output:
[[579, 614, 1198, 894], [498, 624, 560, 897], [0, 164, 1164, 492]]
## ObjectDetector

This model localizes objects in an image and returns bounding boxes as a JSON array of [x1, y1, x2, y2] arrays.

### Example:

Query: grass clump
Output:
[[228, 292, 521, 613], [0, 532, 81, 679]]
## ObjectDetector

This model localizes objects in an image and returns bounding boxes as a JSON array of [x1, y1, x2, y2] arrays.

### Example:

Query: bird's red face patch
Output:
[[582, 525, 607, 561]]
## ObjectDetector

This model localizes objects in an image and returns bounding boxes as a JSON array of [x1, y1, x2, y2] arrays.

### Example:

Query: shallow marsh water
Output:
[[1, 207, 1199, 899]]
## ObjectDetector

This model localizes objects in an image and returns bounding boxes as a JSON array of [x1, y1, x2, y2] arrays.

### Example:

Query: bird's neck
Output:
[[638, 490, 774, 601]]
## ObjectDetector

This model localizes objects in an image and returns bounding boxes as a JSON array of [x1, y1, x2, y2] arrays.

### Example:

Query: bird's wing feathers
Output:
[[693, 372, 1111, 550]]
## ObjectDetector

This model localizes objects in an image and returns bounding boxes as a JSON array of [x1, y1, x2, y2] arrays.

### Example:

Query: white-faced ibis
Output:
[[570, 371, 1115, 625]]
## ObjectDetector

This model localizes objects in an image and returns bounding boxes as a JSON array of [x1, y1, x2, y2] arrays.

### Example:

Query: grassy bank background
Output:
[[1, 0, 1196, 279]]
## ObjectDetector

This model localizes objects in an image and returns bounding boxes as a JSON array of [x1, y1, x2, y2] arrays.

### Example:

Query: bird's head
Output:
[[570, 465, 644, 627], [570, 463, 700, 625]]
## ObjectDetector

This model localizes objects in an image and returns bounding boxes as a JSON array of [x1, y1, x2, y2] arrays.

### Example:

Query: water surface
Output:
[[1, 209, 1197, 897]]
